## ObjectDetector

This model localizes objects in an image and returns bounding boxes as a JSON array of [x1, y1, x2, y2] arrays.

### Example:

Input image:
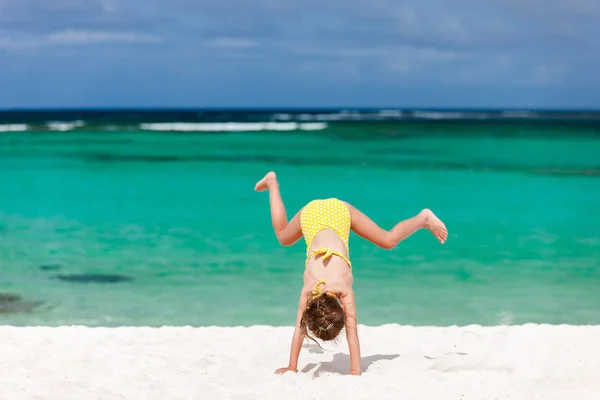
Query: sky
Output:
[[1, 0, 599, 109]]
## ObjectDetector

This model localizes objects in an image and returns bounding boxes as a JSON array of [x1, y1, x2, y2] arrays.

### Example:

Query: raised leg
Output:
[[345, 203, 447, 249], [255, 171, 303, 246]]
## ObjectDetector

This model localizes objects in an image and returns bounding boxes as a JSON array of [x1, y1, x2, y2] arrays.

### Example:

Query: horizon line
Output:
[[2, 106, 600, 113]]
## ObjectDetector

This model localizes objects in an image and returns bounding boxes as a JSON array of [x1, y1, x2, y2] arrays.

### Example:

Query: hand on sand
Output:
[[420, 209, 448, 244], [255, 171, 277, 192], [275, 366, 297, 375]]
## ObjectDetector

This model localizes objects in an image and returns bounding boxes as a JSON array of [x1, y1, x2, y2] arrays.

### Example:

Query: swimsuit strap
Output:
[[311, 279, 327, 299], [307, 279, 342, 308], [306, 247, 352, 269]]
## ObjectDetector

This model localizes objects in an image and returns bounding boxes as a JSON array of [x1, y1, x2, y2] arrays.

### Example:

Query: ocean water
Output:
[[1, 109, 599, 327]]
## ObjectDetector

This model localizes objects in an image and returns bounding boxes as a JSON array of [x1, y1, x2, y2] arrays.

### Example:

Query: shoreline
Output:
[[1, 324, 598, 399], [2, 322, 600, 328]]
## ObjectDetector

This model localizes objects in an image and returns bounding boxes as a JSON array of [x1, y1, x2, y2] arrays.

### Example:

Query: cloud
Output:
[[0, 0, 598, 108], [1, 0, 597, 53], [0, 0, 165, 35], [480, 0, 600, 20], [532, 64, 569, 85], [286, 43, 471, 82], [46, 30, 161, 44], [0, 30, 161, 50], [207, 38, 257, 49]]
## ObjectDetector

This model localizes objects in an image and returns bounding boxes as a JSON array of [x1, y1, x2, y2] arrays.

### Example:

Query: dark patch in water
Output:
[[0, 292, 44, 314], [54, 273, 134, 283], [84, 153, 188, 163], [534, 168, 600, 176], [0, 293, 22, 303], [0, 301, 45, 314], [40, 264, 61, 271], [79, 152, 600, 178], [82, 152, 312, 165], [4, 138, 135, 146], [365, 147, 444, 156]]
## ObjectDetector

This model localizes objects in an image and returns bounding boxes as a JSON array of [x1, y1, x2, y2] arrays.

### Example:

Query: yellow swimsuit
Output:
[[300, 198, 352, 268]]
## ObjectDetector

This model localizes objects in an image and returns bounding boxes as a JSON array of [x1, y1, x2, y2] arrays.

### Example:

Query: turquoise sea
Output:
[[1, 109, 599, 327]]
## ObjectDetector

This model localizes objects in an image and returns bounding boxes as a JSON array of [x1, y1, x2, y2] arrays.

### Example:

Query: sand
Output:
[[0, 324, 599, 400]]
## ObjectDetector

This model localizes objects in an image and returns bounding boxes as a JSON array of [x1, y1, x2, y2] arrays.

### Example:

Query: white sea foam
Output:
[[378, 109, 403, 118], [138, 122, 328, 132], [293, 111, 364, 121], [413, 111, 466, 119], [0, 124, 28, 132], [298, 122, 328, 130], [46, 120, 85, 131], [501, 110, 538, 118]]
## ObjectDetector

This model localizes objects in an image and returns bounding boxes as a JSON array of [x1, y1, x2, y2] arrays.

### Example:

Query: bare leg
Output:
[[255, 171, 288, 232], [255, 171, 303, 246], [346, 203, 448, 249], [390, 209, 447, 244], [420, 209, 448, 243]]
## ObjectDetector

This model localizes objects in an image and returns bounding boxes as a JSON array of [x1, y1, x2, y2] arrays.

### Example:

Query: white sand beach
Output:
[[0, 324, 599, 400]]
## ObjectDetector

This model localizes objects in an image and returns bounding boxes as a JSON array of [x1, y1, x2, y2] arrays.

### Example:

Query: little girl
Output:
[[255, 171, 448, 376]]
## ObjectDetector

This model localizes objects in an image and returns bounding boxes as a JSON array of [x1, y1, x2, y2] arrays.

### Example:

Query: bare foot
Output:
[[254, 171, 277, 192], [420, 209, 448, 244]]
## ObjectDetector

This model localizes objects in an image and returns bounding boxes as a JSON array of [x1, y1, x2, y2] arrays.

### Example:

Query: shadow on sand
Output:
[[301, 352, 400, 376]]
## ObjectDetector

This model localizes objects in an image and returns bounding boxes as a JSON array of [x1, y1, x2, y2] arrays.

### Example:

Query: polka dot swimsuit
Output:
[[300, 198, 352, 268]]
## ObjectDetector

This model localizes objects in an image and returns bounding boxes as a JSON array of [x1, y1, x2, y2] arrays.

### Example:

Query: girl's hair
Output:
[[299, 290, 346, 343]]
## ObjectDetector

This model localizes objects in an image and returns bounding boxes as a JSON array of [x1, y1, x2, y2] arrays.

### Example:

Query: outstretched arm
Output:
[[342, 291, 361, 375], [344, 202, 447, 248], [255, 171, 303, 246], [275, 289, 309, 374]]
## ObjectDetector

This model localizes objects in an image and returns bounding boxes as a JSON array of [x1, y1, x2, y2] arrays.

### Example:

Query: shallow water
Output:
[[1, 117, 599, 326]]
